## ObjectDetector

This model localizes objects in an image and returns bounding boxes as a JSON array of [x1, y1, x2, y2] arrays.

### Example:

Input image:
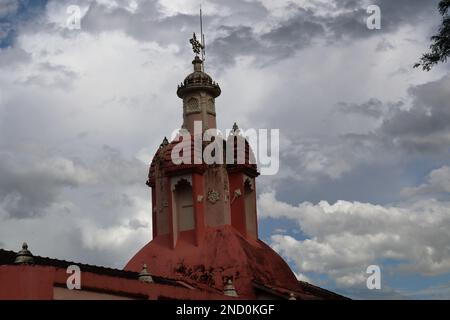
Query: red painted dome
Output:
[[125, 225, 315, 299], [147, 135, 205, 188], [147, 134, 258, 187]]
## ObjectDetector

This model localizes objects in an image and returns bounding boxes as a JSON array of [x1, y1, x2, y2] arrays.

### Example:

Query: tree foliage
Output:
[[414, 0, 450, 71]]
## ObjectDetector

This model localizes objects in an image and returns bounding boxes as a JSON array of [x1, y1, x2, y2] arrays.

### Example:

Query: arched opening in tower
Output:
[[173, 179, 195, 232], [244, 178, 257, 237]]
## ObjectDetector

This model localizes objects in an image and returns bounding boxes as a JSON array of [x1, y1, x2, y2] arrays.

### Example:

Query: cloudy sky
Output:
[[1, 0, 450, 299]]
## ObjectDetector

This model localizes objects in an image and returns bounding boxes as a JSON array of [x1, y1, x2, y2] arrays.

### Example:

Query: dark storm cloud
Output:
[[376, 0, 440, 30], [260, 74, 450, 206], [338, 98, 385, 118], [20, 62, 78, 88], [0, 0, 19, 41], [324, 7, 372, 40], [209, 0, 440, 65], [192, 6, 326, 68], [208, 8, 325, 66], [0, 0, 48, 48], [0, 0, 19, 18], [0, 145, 146, 219], [79, 0, 271, 66], [95, 145, 147, 186], [210, 0, 269, 20], [81, 0, 198, 51], [0, 46, 30, 67], [333, 75, 450, 155], [326, 0, 440, 40], [75, 0, 441, 68], [207, 25, 273, 66], [376, 75, 450, 153], [338, 98, 404, 119], [81, 0, 269, 49], [0, 151, 87, 219], [262, 16, 324, 49], [376, 38, 395, 52], [276, 164, 411, 205]]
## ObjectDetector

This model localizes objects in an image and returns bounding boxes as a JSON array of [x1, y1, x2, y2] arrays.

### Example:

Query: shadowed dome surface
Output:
[[125, 225, 332, 299]]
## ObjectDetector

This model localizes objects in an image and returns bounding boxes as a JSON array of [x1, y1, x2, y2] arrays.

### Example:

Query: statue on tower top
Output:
[[189, 6, 206, 62], [190, 33, 203, 56]]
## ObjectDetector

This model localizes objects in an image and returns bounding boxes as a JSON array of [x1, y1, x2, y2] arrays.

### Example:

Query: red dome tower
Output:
[[125, 36, 344, 300]]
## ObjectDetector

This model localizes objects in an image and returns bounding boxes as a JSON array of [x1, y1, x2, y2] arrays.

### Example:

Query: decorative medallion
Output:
[[207, 190, 220, 204]]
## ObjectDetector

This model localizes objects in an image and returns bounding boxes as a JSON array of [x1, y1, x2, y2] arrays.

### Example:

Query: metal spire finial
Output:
[[189, 5, 206, 71], [200, 4, 206, 62]]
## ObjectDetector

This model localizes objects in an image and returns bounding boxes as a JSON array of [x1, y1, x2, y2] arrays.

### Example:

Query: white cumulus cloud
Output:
[[259, 188, 450, 289]]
